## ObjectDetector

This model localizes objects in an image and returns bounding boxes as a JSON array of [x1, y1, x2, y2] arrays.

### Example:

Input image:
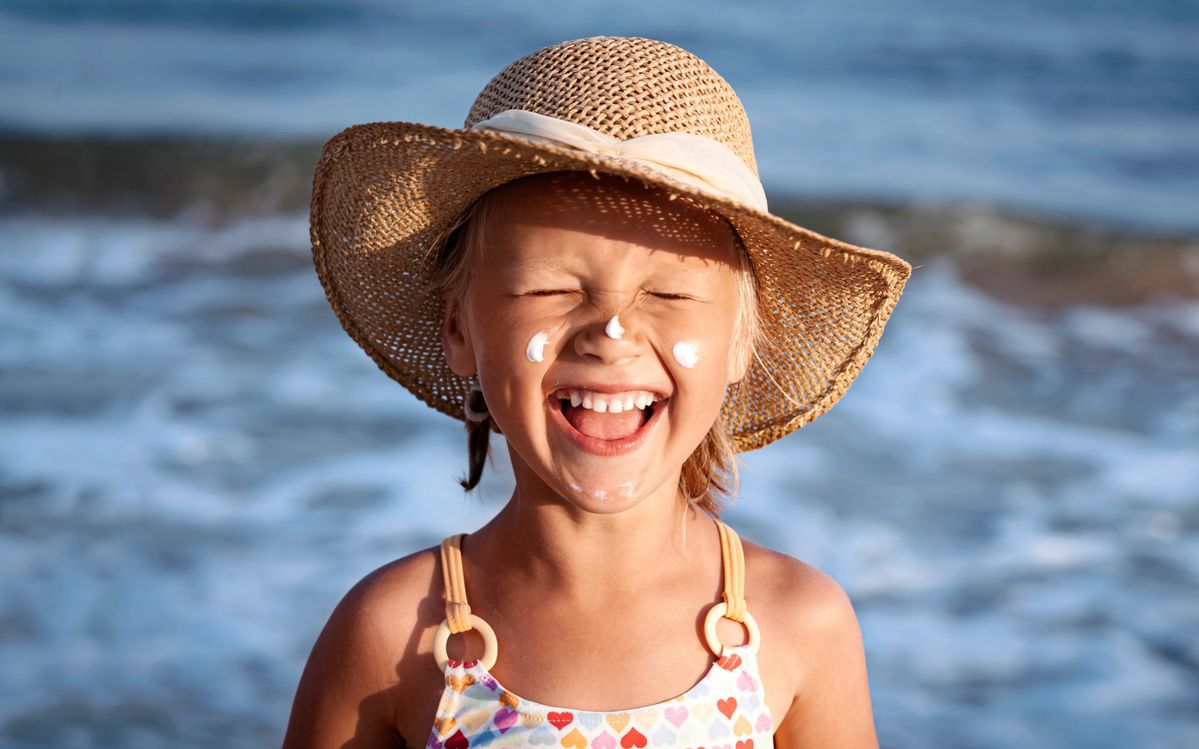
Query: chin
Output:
[[559, 477, 641, 511]]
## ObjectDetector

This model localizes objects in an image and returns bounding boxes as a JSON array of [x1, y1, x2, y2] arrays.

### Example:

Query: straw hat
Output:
[[309, 35, 911, 452]]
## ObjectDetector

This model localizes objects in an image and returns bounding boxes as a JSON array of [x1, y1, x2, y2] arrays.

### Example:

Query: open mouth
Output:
[[547, 387, 668, 456]]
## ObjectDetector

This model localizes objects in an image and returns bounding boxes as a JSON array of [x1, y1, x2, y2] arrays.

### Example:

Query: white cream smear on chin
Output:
[[526, 331, 549, 362], [568, 481, 611, 502], [605, 315, 625, 340], [673, 340, 699, 368]]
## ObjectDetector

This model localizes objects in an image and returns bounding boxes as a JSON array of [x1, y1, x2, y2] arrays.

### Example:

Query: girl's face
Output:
[[442, 172, 749, 512]]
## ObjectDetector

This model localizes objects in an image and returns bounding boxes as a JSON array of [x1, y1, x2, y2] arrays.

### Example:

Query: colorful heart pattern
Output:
[[426, 645, 774, 748]]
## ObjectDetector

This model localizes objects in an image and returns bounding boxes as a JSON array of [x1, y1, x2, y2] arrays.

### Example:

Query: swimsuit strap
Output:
[[706, 519, 761, 654], [438, 523, 745, 624], [434, 533, 499, 671], [715, 519, 748, 622], [439, 533, 473, 634], [433, 518, 759, 669]]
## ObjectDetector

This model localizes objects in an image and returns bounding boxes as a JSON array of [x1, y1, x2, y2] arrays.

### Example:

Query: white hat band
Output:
[[470, 109, 769, 212]]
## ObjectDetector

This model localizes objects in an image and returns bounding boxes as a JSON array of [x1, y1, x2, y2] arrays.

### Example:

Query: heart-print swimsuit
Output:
[[426, 519, 775, 749]]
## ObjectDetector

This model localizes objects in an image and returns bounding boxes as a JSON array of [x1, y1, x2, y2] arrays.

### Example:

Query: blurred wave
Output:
[[2, 2, 1198, 747], [1, 0, 1197, 231], [1, 187, 1196, 747]]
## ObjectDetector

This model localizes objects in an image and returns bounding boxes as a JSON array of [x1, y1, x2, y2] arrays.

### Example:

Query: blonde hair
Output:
[[427, 173, 762, 518]]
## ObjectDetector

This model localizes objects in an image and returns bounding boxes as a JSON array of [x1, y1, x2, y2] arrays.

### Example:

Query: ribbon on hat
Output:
[[469, 109, 768, 212]]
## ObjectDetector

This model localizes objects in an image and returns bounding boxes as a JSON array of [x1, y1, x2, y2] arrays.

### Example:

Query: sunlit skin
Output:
[[280, 173, 880, 749], [441, 172, 751, 515]]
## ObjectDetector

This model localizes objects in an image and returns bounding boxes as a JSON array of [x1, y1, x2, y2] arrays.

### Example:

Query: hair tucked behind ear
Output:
[[427, 187, 501, 492]]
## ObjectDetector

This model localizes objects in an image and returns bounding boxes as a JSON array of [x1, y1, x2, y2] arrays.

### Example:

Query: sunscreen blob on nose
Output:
[[605, 315, 624, 340]]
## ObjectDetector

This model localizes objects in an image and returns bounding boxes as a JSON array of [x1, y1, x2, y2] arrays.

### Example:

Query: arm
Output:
[[773, 570, 879, 749], [280, 570, 406, 749]]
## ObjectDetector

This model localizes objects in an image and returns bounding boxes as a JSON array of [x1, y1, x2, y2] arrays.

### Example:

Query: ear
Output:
[[441, 298, 478, 377]]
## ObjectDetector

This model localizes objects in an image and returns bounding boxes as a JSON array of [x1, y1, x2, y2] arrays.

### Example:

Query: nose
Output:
[[572, 310, 642, 365]]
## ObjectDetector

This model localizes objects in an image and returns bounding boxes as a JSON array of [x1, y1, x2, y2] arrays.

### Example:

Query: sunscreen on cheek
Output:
[[526, 331, 549, 362], [672, 340, 699, 368]]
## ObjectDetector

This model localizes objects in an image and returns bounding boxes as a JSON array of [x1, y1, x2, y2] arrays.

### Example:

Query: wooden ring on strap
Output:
[[433, 613, 498, 672], [703, 601, 761, 656]]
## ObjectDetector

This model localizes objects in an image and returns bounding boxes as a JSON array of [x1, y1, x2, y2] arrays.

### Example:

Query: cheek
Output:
[[497, 299, 583, 370], [671, 340, 700, 369], [468, 298, 543, 364], [467, 303, 566, 419], [656, 305, 737, 374], [524, 330, 550, 362]]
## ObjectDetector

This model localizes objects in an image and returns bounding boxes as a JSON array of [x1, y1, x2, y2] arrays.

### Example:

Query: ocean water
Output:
[[1, 0, 1198, 232], [2, 2, 1198, 748], [0, 211, 1196, 748]]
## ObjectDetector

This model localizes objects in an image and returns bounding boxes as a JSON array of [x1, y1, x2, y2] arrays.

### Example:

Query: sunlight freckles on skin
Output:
[[441, 171, 745, 515]]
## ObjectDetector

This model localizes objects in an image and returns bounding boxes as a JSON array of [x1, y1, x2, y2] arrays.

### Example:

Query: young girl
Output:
[[286, 36, 911, 749]]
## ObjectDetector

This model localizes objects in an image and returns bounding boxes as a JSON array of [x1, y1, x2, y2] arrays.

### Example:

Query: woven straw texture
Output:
[[309, 35, 912, 452]]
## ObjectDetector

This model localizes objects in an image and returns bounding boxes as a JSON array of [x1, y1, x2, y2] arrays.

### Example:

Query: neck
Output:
[[467, 459, 715, 605]]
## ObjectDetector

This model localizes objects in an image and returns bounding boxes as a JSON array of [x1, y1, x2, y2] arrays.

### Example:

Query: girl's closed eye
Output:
[[520, 289, 703, 302], [645, 290, 704, 302], [519, 288, 583, 297]]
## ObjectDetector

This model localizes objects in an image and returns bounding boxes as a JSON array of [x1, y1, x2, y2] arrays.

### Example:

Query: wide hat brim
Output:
[[310, 120, 912, 452]]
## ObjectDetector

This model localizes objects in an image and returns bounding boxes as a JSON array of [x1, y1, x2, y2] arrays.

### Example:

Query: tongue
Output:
[[564, 404, 644, 441]]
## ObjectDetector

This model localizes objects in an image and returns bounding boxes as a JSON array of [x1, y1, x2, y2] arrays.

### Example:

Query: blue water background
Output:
[[1, 3, 1197, 748], [1, 0, 1197, 232]]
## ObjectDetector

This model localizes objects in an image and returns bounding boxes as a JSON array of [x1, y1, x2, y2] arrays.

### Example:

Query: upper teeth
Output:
[[554, 389, 663, 413]]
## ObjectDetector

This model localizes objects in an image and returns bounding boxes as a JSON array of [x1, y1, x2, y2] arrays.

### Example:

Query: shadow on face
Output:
[[481, 170, 742, 270]]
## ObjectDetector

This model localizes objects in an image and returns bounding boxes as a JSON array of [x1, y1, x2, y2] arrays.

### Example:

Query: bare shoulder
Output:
[[743, 539, 860, 639], [742, 538, 879, 749], [339, 544, 445, 659], [318, 544, 444, 686], [281, 545, 445, 749]]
